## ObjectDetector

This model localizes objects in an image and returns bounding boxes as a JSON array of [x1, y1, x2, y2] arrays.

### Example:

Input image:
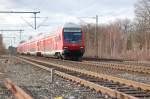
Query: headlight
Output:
[[63, 46, 68, 49]]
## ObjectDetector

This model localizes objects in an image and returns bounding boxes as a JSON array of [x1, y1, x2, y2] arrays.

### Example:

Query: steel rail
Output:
[[17, 56, 150, 99], [4, 78, 33, 99]]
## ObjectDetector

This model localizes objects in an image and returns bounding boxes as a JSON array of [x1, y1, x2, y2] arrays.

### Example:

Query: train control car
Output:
[[17, 23, 85, 60]]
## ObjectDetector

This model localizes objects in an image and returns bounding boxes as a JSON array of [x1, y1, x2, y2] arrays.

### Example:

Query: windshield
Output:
[[64, 32, 82, 44]]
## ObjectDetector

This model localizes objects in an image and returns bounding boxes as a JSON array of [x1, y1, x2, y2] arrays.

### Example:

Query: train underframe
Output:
[[19, 48, 85, 61], [60, 48, 85, 61]]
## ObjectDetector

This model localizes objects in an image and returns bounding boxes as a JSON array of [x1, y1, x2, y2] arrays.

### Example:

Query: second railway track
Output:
[[82, 60, 150, 74], [17, 56, 150, 99], [27, 55, 150, 74]]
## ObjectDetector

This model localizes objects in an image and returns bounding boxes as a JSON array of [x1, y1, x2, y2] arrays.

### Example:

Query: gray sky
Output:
[[0, 0, 137, 47]]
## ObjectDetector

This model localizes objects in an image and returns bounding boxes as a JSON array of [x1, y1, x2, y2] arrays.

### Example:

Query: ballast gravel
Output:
[[0, 55, 111, 99]]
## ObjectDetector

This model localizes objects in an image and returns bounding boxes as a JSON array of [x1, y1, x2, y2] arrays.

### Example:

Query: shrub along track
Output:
[[17, 56, 150, 99]]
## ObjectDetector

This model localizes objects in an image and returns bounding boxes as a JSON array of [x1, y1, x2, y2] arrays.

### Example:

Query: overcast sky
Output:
[[0, 0, 137, 47]]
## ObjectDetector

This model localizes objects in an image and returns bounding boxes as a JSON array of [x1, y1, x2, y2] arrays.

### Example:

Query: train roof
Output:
[[18, 23, 81, 47], [63, 23, 81, 29]]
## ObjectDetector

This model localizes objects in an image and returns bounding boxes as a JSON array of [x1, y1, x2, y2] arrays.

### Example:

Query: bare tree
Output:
[[0, 34, 5, 55], [135, 0, 150, 50]]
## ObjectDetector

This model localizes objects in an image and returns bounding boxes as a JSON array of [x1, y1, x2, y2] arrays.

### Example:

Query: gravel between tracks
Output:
[[0, 55, 110, 99]]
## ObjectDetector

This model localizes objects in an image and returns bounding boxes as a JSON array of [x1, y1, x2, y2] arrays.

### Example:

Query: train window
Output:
[[64, 32, 82, 44]]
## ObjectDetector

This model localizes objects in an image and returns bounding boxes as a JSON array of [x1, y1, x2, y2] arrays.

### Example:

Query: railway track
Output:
[[82, 61, 150, 74], [28, 55, 150, 74], [125, 61, 150, 65], [0, 57, 33, 99], [24, 56, 150, 84], [83, 57, 150, 67], [4, 78, 33, 99], [0, 80, 12, 98], [2, 55, 111, 99], [17, 56, 150, 99], [83, 57, 150, 73], [0, 78, 33, 99]]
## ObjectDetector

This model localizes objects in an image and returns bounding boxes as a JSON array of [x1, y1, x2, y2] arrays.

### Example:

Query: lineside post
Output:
[[50, 68, 54, 83]]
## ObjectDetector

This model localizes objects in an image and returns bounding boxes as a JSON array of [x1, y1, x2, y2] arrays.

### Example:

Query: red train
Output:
[[17, 23, 85, 60]]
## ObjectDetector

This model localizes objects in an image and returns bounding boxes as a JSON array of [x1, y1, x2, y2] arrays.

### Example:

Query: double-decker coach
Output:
[[17, 23, 85, 61]]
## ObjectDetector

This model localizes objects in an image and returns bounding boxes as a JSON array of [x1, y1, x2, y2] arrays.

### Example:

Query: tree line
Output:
[[0, 34, 5, 55], [82, 0, 150, 60]]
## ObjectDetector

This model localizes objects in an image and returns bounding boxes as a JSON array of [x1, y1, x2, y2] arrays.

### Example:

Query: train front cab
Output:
[[61, 27, 85, 61]]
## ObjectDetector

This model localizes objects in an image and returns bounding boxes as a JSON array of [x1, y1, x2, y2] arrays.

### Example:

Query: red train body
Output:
[[17, 23, 85, 60]]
